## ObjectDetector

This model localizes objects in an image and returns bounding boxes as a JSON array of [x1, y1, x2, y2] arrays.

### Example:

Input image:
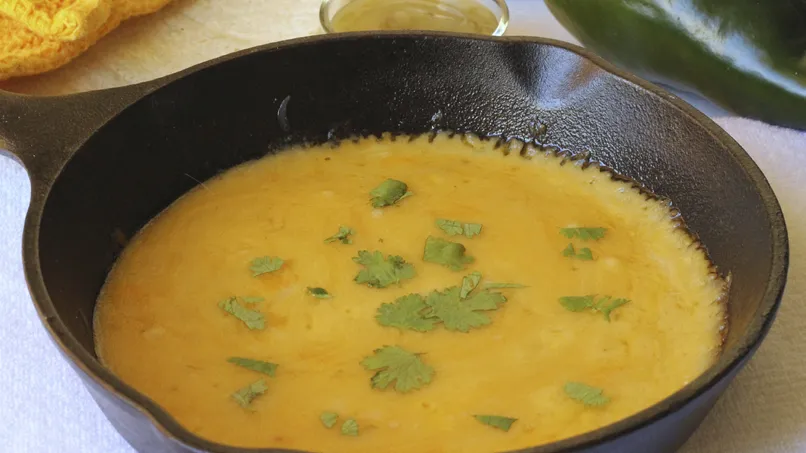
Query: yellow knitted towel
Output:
[[0, 0, 172, 81], [1, 0, 111, 41]]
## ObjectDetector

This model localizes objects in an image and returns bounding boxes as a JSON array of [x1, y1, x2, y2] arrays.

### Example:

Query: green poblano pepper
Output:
[[546, 0, 806, 130]]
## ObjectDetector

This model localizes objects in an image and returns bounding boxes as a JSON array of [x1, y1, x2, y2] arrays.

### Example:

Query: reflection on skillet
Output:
[[93, 133, 727, 452]]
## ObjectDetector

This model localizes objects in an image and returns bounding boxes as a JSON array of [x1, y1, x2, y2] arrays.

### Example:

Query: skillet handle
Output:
[[0, 80, 168, 193]]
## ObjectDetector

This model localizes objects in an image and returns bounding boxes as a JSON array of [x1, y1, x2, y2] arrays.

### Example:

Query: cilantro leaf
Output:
[[227, 357, 278, 376], [425, 287, 506, 332], [370, 179, 411, 208], [241, 296, 265, 304], [576, 247, 594, 260], [360, 345, 434, 393], [376, 274, 508, 332], [376, 294, 437, 332], [463, 223, 483, 238], [325, 226, 354, 244], [562, 243, 594, 260], [559, 295, 629, 321], [594, 297, 630, 322], [460, 271, 482, 299], [320, 412, 339, 429], [231, 379, 268, 408], [219, 297, 265, 330], [436, 219, 483, 238], [559, 295, 596, 312], [353, 250, 416, 288], [436, 219, 464, 236], [423, 236, 475, 271], [560, 227, 607, 241], [564, 382, 611, 406], [307, 287, 333, 299], [250, 256, 284, 277], [484, 283, 527, 289], [474, 415, 518, 432], [341, 418, 359, 436]]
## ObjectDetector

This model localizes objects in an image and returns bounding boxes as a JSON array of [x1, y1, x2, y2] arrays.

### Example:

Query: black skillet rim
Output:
[[21, 32, 789, 453]]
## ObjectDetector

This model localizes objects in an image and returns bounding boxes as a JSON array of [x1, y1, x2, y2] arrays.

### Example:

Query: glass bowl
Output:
[[320, 0, 510, 36]]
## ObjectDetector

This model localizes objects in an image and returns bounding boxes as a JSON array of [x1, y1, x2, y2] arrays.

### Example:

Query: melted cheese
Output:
[[94, 134, 725, 452]]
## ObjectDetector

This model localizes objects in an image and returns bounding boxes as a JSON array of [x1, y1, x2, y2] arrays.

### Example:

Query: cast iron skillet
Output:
[[0, 33, 788, 453]]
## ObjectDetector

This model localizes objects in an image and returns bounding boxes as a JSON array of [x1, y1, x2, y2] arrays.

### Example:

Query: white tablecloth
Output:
[[1, 1, 804, 452]]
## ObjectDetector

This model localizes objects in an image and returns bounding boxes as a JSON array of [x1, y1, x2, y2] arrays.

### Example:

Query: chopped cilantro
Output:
[[460, 271, 482, 299], [370, 179, 411, 208], [560, 227, 607, 241], [375, 286, 506, 333], [360, 345, 434, 393], [559, 295, 629, 321], [425, 287, 506, 332], [559, 295, 596, 312], [564, 382, 610, 406], [240, 296, 265, 304], [484, 283, 527, 289], [436, 219, 483, 238], [423, 236, 475, 271], [374, 272, 509, 333], [576, 247, 594, 260], [320, 411, 339, 429], [219, 297, 265, 330], [341, 418, 359, 436], [562, 243, 594, 261], [353, 250, 416, 288], [596, 296, 630, 321], [227, 357, 278, 376], [325, 226, 354, 244], [250, 256, 284, 277], [231, 379, 268, 408], [474, 415, 518, 431], [436, 219, 464, 236], [376, 294, 437, 332], [307, 287, 333, 299], [465, 224, 483, 238]]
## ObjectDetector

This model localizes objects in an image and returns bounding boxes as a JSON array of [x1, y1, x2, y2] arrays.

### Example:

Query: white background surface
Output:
[[0, 1, 805, 452]]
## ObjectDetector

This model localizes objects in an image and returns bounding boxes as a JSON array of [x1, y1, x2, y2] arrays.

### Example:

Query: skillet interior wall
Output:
[[37, 36, 772, 360]]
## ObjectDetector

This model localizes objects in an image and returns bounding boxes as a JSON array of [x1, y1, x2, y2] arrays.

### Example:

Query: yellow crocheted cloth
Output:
[[0, 0, 172, 80]]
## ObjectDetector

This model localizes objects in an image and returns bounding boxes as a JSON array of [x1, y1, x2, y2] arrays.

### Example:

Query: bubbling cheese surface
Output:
[[94, 134, 725, 452]]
